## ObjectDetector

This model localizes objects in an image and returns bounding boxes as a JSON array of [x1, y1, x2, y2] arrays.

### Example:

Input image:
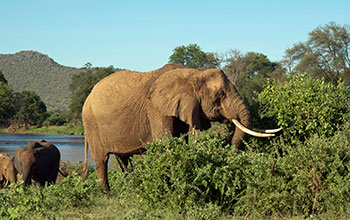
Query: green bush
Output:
[[114, 134, 278, 215], [2, 119, 350, 218], [43, 111, 67, 126], [0, 173, 99, 219], [122, 135, 244, 210], [256, 74, 350, 144], [267, 122, 350, 217], [107, 123, 350, 218]]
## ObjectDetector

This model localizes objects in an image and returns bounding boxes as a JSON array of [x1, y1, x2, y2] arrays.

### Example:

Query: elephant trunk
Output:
[[7, 169, 17, 184], [7, 157, 17, 184], [221, 85, 280, 148], [22, 166, 32, 186], [220, 91, 251, 148], [231, 101, 251, 148]]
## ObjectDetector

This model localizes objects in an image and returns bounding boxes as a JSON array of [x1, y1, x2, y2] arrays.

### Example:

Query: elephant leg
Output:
[[38, 179, 46, 187], [172, 116, 189, 137], [116, 155, 132, 172], [47, 164, 59, 184], [172, 116, 189, 142], [45, 173, 57, 185], [94, 153, 111, 195], [23, 170, 32, 186]]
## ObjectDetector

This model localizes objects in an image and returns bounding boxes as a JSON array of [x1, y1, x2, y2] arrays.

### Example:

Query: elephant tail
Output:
[[82, 136, 89, 181]]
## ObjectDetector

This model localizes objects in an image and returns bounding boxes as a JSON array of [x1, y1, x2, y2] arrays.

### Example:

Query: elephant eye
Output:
[[212, 90, 222, 103], [217, 90, 225, 99]]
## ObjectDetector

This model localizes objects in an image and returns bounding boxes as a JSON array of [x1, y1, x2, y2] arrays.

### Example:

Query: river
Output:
[[0, 133, 93, 165]]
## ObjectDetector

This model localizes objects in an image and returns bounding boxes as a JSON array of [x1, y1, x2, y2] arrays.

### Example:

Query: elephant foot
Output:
[[106, 190, 112, 198], [81, 171, 88, 181], [97, 179, 111, 195], [98, 183, 112, 198]]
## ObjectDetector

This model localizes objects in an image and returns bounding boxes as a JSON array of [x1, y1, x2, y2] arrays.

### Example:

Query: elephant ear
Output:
[[16, 146, 26, 155], [149, 71, 202, 129], [26, 141, 41, 149]]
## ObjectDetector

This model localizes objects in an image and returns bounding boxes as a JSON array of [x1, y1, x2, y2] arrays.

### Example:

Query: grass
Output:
[[0, 124, 84, 135]]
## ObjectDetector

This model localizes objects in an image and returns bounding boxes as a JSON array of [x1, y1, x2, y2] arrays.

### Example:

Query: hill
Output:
[[0, 51, 81, 111]]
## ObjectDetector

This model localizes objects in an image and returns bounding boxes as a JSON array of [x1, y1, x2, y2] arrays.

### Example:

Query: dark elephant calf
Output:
[[14, 140, 61, 186]]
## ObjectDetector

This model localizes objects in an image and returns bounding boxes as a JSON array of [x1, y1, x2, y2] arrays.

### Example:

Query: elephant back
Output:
[[26, 141, 42, 150], [0, 153, 8, 157], [34, 140, 61, 160]]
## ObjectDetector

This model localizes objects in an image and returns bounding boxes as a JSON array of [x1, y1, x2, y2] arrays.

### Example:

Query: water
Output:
[[0, 133, 93, 164]]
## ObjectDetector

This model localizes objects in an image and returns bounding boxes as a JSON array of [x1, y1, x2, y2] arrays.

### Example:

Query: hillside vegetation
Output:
[[0, 51, 80, 110]]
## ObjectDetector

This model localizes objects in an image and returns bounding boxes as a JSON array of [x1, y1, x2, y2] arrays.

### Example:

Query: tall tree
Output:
[[0, 83, 15, 126], [168, 44, 221, 69], [15, 90, 47, 129], [223, 50, 285, 102], [0, 70, 8, 84], [284, 22, 350, 84], [69, 64, 115, 123]]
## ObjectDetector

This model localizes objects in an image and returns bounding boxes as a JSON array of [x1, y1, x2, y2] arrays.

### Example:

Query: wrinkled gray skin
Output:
[[0, 153, 17, 186], [14, 140, 60, 186], [82, 64, 268, 194]]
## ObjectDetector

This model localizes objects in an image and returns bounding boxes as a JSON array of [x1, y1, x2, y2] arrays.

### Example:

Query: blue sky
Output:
[[1, 0, 349, 71]]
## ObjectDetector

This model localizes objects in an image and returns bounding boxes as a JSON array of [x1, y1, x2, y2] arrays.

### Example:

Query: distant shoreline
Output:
[[0, 125, 84, 136]]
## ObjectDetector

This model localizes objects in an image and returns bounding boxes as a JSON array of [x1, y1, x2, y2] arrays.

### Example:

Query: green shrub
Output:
[[256, 74, 350, 144], [43, 111, 67, 126], [0, 173, 99, 219], [122, 134, 242, 209], [110, 123, 350, 218], [2, 121, 350, 219]]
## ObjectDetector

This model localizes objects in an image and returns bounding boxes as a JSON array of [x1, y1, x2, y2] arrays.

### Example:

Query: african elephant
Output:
[[0, 153, 17, 186], [82, 64, 280, 194], [14, 140, 61, 186]]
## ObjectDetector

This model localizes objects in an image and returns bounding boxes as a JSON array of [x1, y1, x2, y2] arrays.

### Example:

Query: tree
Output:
[[15, 90, 47, 129], [43, 110, 67, 126], [69, 64, 115, 123], [284, 22, 350, 84], [0, 70, 7, 84], [168, 44, 221, 69], [257, 74, 350, 144], [223, 50, 285, 102], [0, 83, 15, 127]]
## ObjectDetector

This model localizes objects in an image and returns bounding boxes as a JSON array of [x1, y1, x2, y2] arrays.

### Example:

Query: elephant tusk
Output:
[[253, 127, 282, 134], [231, 119, 276, 137]]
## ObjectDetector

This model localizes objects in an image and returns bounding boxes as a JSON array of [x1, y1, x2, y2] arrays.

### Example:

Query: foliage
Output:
[[284, 22, 350, 84], [0, 124, 84, 135], [0, 70, 7, 84], [0, 82, 16, 127], [110, 125, 350, 219], [256, 74, 350, 144], [14, 90, 48, 128], [0, 51, 80, 110], [168, 44, 221, 69], [68, 63, 115, 123], [0, 173, 99, 219], [0, 73, 48, 128], [222, 50, 286, 103], [43, 110, 68, 126], [267, 123, 350, 218], [124, 135, 240, 209], [1, 125, 350, 218]]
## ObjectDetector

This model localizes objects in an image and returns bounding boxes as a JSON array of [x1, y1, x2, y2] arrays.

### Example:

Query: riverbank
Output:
[[0, 125, 84, 135]]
